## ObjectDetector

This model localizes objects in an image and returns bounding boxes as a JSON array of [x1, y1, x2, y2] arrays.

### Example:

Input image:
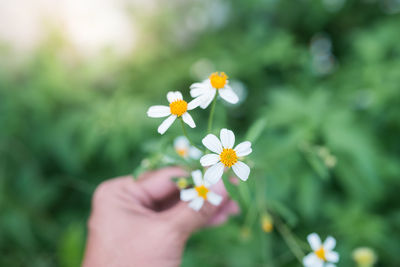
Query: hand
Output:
[[82, 167, 239, 267]]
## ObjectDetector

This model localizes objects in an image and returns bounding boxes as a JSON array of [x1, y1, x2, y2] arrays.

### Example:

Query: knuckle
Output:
[[91, 176, 135, 206]]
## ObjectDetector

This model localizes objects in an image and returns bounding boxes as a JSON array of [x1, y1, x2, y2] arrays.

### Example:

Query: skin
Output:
[[83, 167, 239, 267]]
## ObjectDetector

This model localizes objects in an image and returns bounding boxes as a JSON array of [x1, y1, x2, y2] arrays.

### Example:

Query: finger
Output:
[[164, 180, 229, 235], [207, 200, 240, 226], [136, 166, 186, 203], [91, 176, 152, 216]]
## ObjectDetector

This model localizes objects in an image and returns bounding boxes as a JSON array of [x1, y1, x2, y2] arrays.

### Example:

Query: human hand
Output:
[[82, 167, 239, 267]]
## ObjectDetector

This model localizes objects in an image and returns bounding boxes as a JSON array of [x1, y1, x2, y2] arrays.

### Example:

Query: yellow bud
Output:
[[176, 178, 188, 189], [261, 214, 273, 233], [352, 247, 377, 267]]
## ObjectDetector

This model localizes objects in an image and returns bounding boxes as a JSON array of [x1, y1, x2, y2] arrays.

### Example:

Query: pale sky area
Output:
[[0, 0, 156, 56]]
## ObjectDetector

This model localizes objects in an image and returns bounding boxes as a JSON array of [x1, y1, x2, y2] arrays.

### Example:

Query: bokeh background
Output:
[[1, 0, 400, 266]]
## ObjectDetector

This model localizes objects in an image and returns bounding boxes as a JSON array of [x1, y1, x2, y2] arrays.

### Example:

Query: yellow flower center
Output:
[[169, 100, 188, 116], [195, 185, 209, 199], [220, 148, 238, 167], [209, 72, 228, 89], [315, 247, 327, 261], [176, 178, 188, 189], [176, 148, 188, 157]]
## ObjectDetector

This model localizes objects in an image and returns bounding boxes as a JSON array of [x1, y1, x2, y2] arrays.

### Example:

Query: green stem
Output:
[[207, 95, 218, 134], [180, 118, 201, 150], [274, 216, 305, 264]]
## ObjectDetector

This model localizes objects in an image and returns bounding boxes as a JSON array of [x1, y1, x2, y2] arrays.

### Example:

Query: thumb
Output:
[[163, 180, 228, 235]]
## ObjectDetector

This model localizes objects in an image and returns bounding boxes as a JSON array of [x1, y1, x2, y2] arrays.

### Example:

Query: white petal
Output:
[[326, 251, 339, 263], [189, 197, 204, 211], [207, 191, 223, 206], [174, 91, 183, 100], [190, 83, 208, 97], [167, 91, 176, 103], [202, 134, 222, 154], [218, 86, 239, 104], [187, 97, 202, 110], [188, 147, 202, 159], [323, 236, 336, 251], [182, 112, 196, 128], [234, 141, 252, 157], [174, 136, 189, 150], [232, 161, 250, 181], [204, 162, 224, 184], [190, 80, 209, 89], [303, 253, 323, 267], [307, 233, 322, 251], [200, 154, 220, 166], [157, 115, 177, 135], [199, 89, 216, 109], [147, 105, 171, 118], [180, 189, 197, 202], [191, 170, 203, 186], [203, 179, 211, 188], [220, 128, 235, 149]]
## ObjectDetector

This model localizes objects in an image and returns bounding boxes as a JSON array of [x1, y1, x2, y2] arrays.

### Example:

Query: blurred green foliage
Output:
[[1, 0, 400, 266]]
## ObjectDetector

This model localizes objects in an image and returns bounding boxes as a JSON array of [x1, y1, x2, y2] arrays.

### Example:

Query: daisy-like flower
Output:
[[303, 233, 339, 267], [174, 136, 202, 159], [147, 91, 200, 135], [190, 72, 239, 109], [180, 170, 223, 211], [200, 128, 252, 184]]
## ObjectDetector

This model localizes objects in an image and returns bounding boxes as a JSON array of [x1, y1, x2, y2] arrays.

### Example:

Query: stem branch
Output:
[[180, 118, 201, 150], [274, 216, 305, 264], [207, 95, 218, 134]]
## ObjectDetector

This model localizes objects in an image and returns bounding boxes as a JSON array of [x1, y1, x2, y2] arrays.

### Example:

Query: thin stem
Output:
[[274, 216, 305, 264], [207, 94, 218, 134], [180, 118, 201, 150]]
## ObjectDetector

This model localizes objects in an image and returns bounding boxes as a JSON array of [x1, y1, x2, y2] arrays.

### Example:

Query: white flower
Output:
[[190, 72, 239, 109], [174, 136, 202, 159], [200, 128, 252, 184], [303, 233, 340, 267], [180, 170, 223, 211], [147, 91, 201, 135]]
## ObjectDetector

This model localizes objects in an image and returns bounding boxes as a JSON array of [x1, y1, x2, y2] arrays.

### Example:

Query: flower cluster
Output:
[[146, 71, 343, 267], [147, 72, 251, 208]]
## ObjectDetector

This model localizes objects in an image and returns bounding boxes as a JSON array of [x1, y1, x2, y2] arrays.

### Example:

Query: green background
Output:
[[1, 0, 400, 266]]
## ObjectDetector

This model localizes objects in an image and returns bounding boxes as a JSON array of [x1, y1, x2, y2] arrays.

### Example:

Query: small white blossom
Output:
[[200, 128, 252, 184], [180, 170, 223, 211], [190, 72, 239, 109], [174, 136, 202, 159], [147, 91, 201, 134], [303, 233, 339, 267]]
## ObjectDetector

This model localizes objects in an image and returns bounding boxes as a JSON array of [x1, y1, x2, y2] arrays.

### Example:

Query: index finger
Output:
[[137, 166, 187, 203]]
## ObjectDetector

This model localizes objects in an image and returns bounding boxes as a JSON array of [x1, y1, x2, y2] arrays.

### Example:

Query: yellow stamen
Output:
[[209, 72, 228, 89], [220, 148, 238, 167], [195, 185, 209, 199], [176, 148, 188, 157], [169, 100, 188, 116], [176, 178, 188, 189], [315, 247, 327, 261]]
